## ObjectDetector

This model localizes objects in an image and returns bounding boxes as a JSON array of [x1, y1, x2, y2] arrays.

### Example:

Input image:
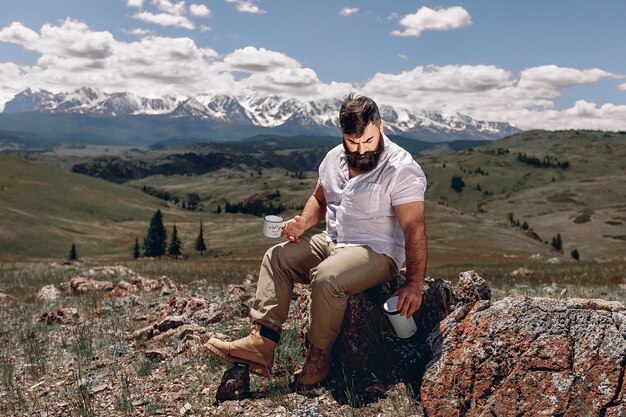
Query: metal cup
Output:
[[383, 295, 417, 338], [263, 215, 283, 238]]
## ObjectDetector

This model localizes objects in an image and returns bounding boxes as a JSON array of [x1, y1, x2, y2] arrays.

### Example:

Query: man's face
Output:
[[343, 121, 384, 174]]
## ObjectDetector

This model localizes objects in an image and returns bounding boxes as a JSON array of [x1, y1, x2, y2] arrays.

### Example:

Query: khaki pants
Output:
[[250, 232, 398, 350]]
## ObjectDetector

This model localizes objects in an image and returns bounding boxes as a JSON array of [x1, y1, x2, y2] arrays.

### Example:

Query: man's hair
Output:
[[339, 93, 381, 136]]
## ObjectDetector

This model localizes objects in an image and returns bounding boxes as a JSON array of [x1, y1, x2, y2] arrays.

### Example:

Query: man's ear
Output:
[[379, 121, 384, 136]]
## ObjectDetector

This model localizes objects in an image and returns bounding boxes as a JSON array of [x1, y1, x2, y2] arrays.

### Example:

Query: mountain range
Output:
[[0, 87, 520, 146]]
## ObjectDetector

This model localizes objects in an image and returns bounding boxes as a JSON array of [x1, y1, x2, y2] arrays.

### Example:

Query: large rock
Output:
[[294, 270, 490, 388], [38, 307, 79, 325], [36, 284, 61, 301], [69, 277, 114, 294], [421, 296, 626, 417]]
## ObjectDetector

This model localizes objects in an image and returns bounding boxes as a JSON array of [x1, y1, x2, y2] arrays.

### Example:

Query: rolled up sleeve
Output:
[[390, 163, 427, 206]]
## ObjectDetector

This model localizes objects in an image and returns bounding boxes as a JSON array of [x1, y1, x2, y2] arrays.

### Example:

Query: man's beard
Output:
[[344, 138, 384, 174]]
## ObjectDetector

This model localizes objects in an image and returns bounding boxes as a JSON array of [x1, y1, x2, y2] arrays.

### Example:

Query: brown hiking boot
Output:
[[205, 325, 276, 377], [295, 341, 331, 388]]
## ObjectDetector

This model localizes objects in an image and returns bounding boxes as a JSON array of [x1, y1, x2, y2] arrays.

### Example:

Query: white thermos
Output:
[[383, 295, 417, 338]]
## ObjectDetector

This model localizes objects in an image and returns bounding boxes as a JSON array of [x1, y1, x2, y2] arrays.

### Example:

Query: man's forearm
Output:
[[300, 194, 326, 231], [404, 227, 428, 288]]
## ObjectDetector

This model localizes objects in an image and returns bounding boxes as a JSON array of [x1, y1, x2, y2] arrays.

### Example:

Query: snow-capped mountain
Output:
[[1, 88, 520, 141], [4, 87, 181, 116]]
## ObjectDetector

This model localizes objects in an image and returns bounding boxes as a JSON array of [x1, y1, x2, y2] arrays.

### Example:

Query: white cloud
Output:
[[518, 65, 615, 89], [133, 11, 194, 29], [398, 54, 407, 60], [0, 20, 228, 98], [190, 4, 211, 17], [240, 67, 321, 96], [127, 0, 144, 8], [360, 63, 626, 130], [123, 28, 153, 36], [364, 65, 513, 97], [508, 101, 626, 131], [225, 0, 266, 14], [1, 19, 115, 60], [199, 25, 212, 32], [2, 20, 626, 131], [0, 20, 342, 102], [0, 21, 40, 48], [392, 6, 471, 37], [152, 0, 186, 16], [223, 46, 300, 72], [340, 7, 359, 17]]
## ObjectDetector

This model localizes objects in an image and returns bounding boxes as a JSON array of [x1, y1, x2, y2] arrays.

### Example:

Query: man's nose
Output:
[[357, 142, 366, 154]]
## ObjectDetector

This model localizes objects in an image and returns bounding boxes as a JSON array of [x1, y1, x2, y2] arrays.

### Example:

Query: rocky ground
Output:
[[1, 264, 624, 416], [0, 265, 425, 416]]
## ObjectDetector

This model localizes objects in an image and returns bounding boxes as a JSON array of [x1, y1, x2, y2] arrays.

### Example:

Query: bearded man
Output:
[[205, 93, 428, 389]]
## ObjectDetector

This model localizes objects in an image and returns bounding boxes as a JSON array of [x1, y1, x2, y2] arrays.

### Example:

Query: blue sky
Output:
[[1, 0, 625, 130]]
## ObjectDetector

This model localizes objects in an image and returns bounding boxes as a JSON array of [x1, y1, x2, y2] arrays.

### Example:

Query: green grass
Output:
[[0, 130, 625, 302]]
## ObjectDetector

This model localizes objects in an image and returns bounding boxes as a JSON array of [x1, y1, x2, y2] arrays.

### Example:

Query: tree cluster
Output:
[[506, 212, 543, 242], [516, 153, 570, 170], [451, 176, 465, 193], [551, 233, 563, 253], [224, 200, 285, 217], [139, 209, 207, 259], [139, 185, 203, 212], [460, 166, 489, 176]]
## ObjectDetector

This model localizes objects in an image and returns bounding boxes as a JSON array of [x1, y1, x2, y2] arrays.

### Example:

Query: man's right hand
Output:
[[281, 215, 307, 242]]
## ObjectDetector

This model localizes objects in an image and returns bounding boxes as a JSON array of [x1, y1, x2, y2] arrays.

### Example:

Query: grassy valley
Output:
[[0, 130, 624, 302], [0, 154, 269, 261], [0, 129, 624, 416]]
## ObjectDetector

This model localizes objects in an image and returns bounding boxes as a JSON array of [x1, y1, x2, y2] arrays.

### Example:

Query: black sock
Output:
[[260, 325, 280, 344]]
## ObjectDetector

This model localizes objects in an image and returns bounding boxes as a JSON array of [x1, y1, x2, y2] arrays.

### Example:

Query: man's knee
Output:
[[263, 241, 289, 264], [310, 268, 345, 298]]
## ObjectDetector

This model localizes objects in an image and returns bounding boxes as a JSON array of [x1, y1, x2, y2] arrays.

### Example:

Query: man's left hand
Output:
[[393, 282, 423, 318]]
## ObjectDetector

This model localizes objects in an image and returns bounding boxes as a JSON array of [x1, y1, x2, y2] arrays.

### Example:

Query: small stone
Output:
[[29, 381, 45, 390], [38, 307, 79, 325], [36, 285, 61, 301], [155, 315, 186, 332], [226, 285, 251, 302], [179, 402, 192, 415], [133, 325, 156, 340], [89, 384, 109, 394], [145, 349, 168, 362], [0, 292, 14, 304], [510, 267, 533, 277], [216, 364, 250, 402]]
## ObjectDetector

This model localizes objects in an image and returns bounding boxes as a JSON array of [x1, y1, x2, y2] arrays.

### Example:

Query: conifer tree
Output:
[[133, 237, 140, 259], [551, 233, 563, 253], [195, 220, 207, 256], [168, 223, 182, 258], [451, 175, 465, 193], [67, 243, 78, 261], [144, 209, 167, 258]]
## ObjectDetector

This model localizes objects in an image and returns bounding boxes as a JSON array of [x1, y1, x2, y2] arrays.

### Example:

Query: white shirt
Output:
[[318, 134, 427, 270]]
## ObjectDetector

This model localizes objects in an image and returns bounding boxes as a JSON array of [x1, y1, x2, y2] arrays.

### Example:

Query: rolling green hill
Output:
[[122, 129, 626, 262], [419, 130, 626, 260], [0, 154, 270, 260], [1, 130, 625, 291], [0, 150, 554, 268]]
